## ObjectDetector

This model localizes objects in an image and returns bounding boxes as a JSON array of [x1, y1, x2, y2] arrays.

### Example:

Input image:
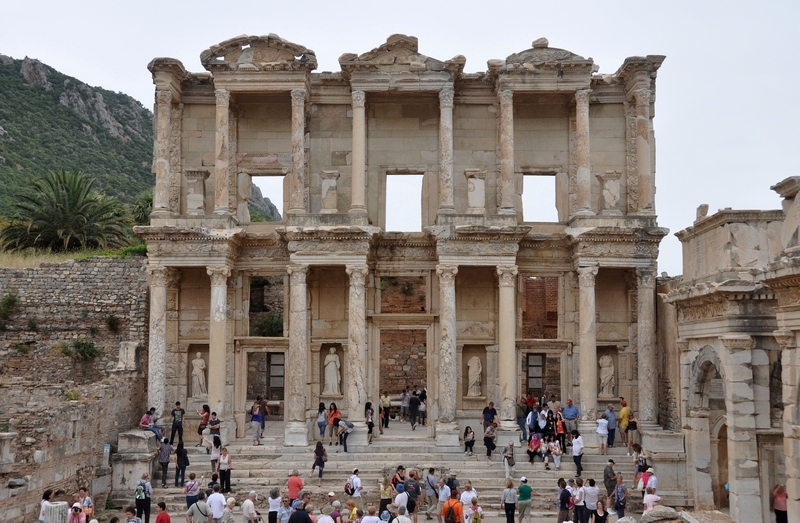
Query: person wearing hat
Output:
[[517, 477, 532, 523], [394, 482, 409, 513], [68, 502, 87, 523], [644, 468, 657, 495], [350, 468, 363, 508], [324, 491, 338, 513], [242, 491, 259, 523], [319, 504, 336, 523], [601, 460, 615, 514]]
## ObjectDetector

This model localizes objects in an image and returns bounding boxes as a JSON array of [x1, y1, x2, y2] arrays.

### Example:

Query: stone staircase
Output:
[[135, 434, 657, 520]]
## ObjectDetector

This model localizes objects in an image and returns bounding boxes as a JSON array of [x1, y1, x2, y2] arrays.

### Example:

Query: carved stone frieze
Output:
[[773, 330, 797, 349], [200, 33, 317, 73], [719, 334, 753, 351], [676, 297, 739, 323], [436, 240, 519, 256], [169, 104, 183, 214], [624, 101, 639, 214]]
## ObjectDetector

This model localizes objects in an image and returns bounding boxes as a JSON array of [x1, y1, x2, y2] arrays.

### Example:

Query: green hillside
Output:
[[0, 55, 153, 215]]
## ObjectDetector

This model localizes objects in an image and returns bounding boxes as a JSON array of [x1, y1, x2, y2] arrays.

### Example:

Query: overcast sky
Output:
[[2, 0, 798, 276]]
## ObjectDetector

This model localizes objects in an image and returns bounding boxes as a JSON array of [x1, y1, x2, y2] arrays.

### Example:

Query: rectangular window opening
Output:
[[250, 175, 285, 222], [522, 174, 558, 222], [385, 174, 423, 232]]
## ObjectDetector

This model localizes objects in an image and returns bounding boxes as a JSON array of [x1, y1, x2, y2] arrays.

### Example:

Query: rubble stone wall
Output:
[[0, 256, 150, 523]]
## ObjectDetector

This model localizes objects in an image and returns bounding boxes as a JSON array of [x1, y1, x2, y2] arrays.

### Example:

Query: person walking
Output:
[[555, 479, 570, 523], [484, 422, 497, 460], [500, 479, 517, 523], [435, 478, 450, 523], [602, 460, 617, 516], [183, 472, 204, 509], [365, 402, 376, 444], [196, 404, 210, 447], [612, 474, 628, 519], [595, 414, 608, 456], [618, 400, 630, 447], [408, 393, 421, 430], [423, 469, 437, 521], [380, 392, 392, 429], [174, 442, 188, 487], [349, 468, 363, 509], [311, 442, 327, 487], [440, 490, 463, 523], [287, 470, 304, 504], [157, 438, 173, 488], [773, 483, 788, 523], [583, 479, 600, 522], [134, 472, 153, 523], [571, 430, 584, 477], [517, 477, 531, 523], [317, 403, 329, 441], [267, 489, 281, 523], [250, 399, 264, 446], [573, 478, 586, 523], [502, 441, 516, 479]]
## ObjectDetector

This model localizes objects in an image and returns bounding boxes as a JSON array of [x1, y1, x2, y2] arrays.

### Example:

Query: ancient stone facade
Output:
[[659, 191, 799, 522], [137, 33, 668, 458]]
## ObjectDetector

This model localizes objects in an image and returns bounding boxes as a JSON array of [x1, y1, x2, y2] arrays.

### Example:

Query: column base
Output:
[[578, 421, 599, 449], [573, 209, 595, 217], [346, 424, 369, 447], [284, 421, 309, 447], [435, 421, 461, 446], [496, 422, 523, 447]]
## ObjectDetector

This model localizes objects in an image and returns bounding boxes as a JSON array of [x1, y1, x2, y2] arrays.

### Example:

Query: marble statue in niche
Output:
[[466, 355, 482, 397], [191, 352, 207, 397], [599, 354, 616, 398], [323, 347, 341, 395]]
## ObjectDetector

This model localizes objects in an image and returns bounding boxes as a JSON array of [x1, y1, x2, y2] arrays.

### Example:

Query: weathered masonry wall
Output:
[[0, 257, 149, 523]]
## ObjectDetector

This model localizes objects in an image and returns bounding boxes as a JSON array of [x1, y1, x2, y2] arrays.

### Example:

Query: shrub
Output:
[[250, 314, 283, 337], [0, 292, 19, 320], [106, 314, 121, 333], [26, 317, 38, 331], [88, 326, 99, 337], [71, 340, 100, 360], [15, 343, 30, 354], [64, 389, 81, 401]]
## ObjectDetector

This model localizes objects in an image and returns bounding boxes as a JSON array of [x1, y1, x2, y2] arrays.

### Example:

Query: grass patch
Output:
[[64, 389, 81, 401]]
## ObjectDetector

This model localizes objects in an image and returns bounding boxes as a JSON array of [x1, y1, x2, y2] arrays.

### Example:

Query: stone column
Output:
[[350, 90, 367, 216], [152, 89, 172, 216], [436, 264, 460, 445], [44, 501, 68, 523], [438, 87, 455, 214], [719, 335, 762, 523], [213, 89, 230, 215], [346, 265, 369, 415], [288, 89, 307, 214], [498, 90, 515, 214], [285, 265, 309, 446], [147, 267, 171, 417], [637, 267, 657, 423], [207, 266, 231, 417], [578, 265, 599, 421], [574, 89, 593, 216], [634, 88, 653, 214], [774, 330, 800, 522], [497, 265, 519, 429]]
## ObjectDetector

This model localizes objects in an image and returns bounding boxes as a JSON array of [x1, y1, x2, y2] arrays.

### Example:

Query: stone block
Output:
[[117, 430, 159, 453], [639, 505, 680, 523]]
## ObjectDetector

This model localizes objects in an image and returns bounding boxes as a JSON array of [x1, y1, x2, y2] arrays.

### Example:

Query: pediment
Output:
[[200, 34, 317, 73], [487, 37, 596, 84], [506, 38, 591, 66], [339, 34, 465, 80]]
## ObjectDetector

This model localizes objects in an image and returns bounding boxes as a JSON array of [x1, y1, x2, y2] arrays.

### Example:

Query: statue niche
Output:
[[321, 346, 342, 397]]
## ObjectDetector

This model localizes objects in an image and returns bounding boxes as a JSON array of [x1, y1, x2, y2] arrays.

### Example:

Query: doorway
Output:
[[711, 423, 729, 510]]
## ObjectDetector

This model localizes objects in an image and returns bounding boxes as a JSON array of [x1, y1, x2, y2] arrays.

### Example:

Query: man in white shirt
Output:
[[207, 484, 226, 522], [435, 479, 450, 523], [242, 491, 258, 523], [645, 468, 658, 493], [395, 483, 409, 512], [350, 468, 363, 508]]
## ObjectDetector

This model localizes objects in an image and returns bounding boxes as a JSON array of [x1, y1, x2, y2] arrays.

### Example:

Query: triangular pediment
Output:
[[506, 37, 591, 66], [339, 34, 465, 80], [200, 34, 317, 73]]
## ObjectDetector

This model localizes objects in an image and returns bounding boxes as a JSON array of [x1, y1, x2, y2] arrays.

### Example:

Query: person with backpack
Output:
[[348, 468, 363, 508], [403, 469, 422, 523], [440, 490, 463, 523], [134, 472, 153, 523], [464, 498, 482, 523]]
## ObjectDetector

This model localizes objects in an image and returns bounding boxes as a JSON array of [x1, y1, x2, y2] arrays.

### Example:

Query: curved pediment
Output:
[[505, 37, 591, 66], [339, 34, 465, 80], [200, 34, 317, 73]]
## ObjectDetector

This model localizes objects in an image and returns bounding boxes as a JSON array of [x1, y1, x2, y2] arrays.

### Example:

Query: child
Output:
[[125, 506, 142, 523]]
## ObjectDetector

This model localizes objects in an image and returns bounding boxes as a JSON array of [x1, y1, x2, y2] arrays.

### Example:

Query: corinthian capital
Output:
[[496, 265, 518, 287], [352, 90, 365, 108], [633, 88, 651, 107], [346, 264, 369, 285], [498, 90, 513, 106], [287, 264, 308, 284], [156, 89, 173, 106], [636, 267, 656, 288], [439, 87, 455, 108], [207, 266, 231, 286], [436, 264, 459, 286], [574, 89, 591, 107], [577, 265, 599, 287], [147, 266, 171, 287], [291, 89, 306, 106], [215, 89, 230, 107]]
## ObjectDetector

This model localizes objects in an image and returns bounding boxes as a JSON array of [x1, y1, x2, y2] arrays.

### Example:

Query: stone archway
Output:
[[710, 419, 729, 510]]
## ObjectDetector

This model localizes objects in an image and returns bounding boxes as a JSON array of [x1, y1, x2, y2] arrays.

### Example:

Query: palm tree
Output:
[[0, 169, 130, 252]]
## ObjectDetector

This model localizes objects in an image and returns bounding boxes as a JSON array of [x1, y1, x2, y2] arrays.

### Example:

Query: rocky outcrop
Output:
[[249, 183, 282, 221], [60, 79, 126, 139], [640, 506, 683, 523], [20, 57, 51, 90], [0, 54, 13, 66]]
